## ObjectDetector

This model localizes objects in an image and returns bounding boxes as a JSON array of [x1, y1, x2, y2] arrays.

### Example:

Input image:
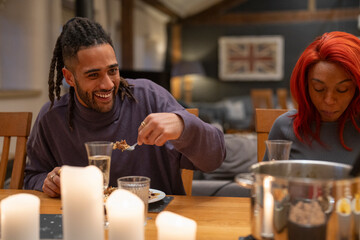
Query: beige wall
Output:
[[0, 0, 61, 154], [0, 0, 169, 128], [0, 0, 62, 126], [133, 0, 168, 71]]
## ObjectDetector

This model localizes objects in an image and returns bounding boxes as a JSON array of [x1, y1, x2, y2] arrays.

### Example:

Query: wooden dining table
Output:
[[0, 189, 252, 240]]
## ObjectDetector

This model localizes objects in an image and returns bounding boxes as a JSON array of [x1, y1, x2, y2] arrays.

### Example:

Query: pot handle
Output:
[[235, 172, 254, 189]]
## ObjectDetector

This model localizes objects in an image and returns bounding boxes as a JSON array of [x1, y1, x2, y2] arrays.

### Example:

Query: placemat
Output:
[[40, 197, 173, 239], [148, 196, 174, 213], [239, 235, 256, 240], [40, 214, 63, 239]]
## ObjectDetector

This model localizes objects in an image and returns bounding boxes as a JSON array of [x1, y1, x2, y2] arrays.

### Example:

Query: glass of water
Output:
[[265, 140, 292, 161], [85, 141, 113, 228], [118, 176, 150, 225], [84, 141, 113, 190]]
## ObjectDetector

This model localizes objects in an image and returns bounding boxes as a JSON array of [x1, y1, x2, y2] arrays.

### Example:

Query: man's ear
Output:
[[62, 68, 75, 87]]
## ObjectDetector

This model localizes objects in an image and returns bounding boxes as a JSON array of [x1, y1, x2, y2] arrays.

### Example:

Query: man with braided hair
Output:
[[24, 17, 226, 197]]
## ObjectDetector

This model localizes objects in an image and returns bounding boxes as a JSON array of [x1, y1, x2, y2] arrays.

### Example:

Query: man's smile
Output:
[[94, 91, 112, 99]]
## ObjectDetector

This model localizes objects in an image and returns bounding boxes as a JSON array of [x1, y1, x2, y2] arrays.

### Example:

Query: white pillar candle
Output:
[[105, 189, 144, 240], [156, 211, 197, 240], [262, 176, 274, 237], [61, 165, 104, 240], [1, 193, 40, 240]]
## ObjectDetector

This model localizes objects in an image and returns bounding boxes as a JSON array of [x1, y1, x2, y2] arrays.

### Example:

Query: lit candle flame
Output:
[[263, 176, 274, 238]]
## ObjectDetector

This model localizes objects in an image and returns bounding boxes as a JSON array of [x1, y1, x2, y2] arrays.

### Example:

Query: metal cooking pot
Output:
[[235, 160, 360, 240]]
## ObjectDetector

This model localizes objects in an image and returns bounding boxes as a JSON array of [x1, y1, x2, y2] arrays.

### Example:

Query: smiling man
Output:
[[24, 17, 226, 197], [62, 44, 120, 113]]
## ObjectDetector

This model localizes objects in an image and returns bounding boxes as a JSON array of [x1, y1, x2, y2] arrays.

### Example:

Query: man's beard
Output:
[[74, 79, 117, 113]]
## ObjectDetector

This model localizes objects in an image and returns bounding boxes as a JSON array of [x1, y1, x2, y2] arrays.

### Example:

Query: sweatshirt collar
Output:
[[74, 93, 121, 126]]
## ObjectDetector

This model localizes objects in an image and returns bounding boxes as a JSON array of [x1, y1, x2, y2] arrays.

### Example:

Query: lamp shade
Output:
[[171, 61, 205, 77]]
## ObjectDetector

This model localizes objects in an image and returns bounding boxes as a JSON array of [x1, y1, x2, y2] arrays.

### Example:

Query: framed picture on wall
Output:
[[218, 36, 284, 81]]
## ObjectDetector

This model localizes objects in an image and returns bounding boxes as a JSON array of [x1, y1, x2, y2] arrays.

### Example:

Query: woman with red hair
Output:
[[266, 31, 360, 164]]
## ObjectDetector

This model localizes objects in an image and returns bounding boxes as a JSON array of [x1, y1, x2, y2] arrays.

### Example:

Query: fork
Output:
[[125, 142, 138, 151]]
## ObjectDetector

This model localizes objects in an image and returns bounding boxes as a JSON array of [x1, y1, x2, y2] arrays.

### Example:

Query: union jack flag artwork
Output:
[[219, 36, 284, 81]]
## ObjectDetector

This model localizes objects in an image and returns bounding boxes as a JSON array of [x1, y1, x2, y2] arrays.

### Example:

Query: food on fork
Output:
[[113, 140, 130, 151]]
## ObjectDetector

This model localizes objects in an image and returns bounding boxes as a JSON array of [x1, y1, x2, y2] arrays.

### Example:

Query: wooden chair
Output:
[[276, 88, 288, 109], [250, 89, 274, 109], [255, 108, 288, 162], [291, 94, 298, 109], [0, 112, 32, 189], [249, 89, 274, 131], [181, 108, 198, 196]]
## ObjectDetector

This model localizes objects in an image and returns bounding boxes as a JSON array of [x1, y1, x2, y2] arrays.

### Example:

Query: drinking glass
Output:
[[118, 176, 150, 225], [265, 140, 292, 161], [85, 141, 113, 190], [85, 141, 113, 228]]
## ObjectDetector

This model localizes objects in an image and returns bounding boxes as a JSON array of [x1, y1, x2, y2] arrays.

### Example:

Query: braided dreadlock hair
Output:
[[48, 17, 135, 130]]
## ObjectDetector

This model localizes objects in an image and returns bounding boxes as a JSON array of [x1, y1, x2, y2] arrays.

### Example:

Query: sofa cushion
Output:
[[201, 133, 257, 180], [192, 180, 251, 197]]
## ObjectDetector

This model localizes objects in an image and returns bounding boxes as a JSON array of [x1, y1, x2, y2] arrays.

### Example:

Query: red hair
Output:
[[290, 31, 360, 150]]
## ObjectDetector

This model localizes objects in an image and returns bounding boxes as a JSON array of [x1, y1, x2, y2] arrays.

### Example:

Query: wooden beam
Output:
[[121, 0, 133, 69], [62, 0, 75, 10], [140, 0, 181, 21], [170, 24, 182, 100], [171, 24, 182, 64], [308, 0, 316, 12], [183, 0, 248, 23], [185, 8, 360, 25]]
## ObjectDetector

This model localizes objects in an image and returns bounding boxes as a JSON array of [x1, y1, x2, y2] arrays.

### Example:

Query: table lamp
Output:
[[171, 60, 205, 104]]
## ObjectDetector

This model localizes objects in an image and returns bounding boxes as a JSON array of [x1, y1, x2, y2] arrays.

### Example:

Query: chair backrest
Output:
[[181, 108, 198, 196], [255, 108, 288, 162], [0, 112, 32, 189], [291, 94, 298, 109], [276, 88, 288, 109], [250, 89, 274, 109]]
